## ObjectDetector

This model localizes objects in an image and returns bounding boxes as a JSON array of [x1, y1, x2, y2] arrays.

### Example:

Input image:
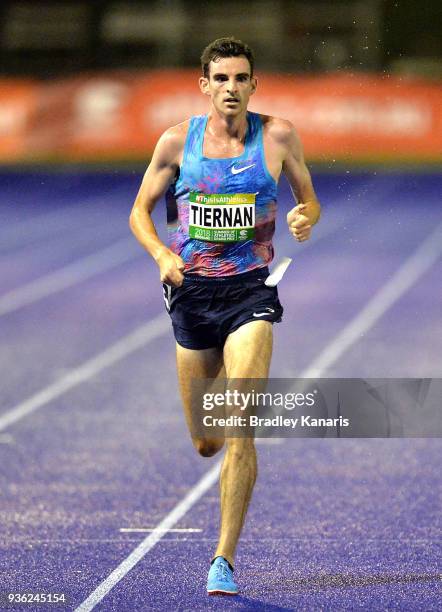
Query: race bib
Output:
[[188, 192, 255, 242]]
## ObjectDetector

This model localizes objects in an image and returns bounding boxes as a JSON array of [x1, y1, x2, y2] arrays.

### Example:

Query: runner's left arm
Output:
[[282, 123, 321, 242]]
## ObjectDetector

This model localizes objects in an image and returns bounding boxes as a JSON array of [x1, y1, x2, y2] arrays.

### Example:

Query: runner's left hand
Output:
[[287, 204, 312, 242]]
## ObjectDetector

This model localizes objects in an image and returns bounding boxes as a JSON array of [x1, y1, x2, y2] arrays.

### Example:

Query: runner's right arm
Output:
[[129, 125, 187, 287]]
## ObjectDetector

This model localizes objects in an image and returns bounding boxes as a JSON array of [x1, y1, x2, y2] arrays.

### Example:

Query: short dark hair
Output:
[[201, 37, 255, 78]]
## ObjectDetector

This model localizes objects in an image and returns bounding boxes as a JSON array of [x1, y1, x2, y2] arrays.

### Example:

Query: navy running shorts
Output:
[[162, 266, 284, 350]]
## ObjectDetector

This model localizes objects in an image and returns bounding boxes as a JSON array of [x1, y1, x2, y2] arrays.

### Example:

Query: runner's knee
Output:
[[193, 438, 224, 457]]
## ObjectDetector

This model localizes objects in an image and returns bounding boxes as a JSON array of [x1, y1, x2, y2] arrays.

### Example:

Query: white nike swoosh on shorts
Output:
[[231, 163, 256, 174], [253, 309, 275, 317]]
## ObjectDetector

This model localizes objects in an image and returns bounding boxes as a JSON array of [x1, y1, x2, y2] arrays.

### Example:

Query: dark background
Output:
[[0, 0, 440, 78]]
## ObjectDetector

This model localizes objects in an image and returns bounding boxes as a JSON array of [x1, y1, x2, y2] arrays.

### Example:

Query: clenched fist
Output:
[[156, 248, 185, 287], [287, 203, 312, 242]]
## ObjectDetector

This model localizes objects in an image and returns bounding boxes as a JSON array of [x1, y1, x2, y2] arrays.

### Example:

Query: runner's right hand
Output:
[[156, 248, 185, 287]]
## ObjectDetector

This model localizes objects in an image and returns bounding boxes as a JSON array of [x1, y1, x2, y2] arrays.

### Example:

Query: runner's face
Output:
[[200, 56, 256, 116]]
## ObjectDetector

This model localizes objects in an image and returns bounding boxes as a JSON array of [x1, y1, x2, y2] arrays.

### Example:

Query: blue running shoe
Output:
[[207, 556, 238, 595]]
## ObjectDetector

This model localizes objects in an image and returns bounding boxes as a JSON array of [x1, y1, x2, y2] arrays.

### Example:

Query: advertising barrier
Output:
[[0, 70, 441, 163]]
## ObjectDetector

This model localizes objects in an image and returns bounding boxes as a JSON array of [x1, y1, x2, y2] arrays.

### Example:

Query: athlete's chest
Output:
[[198, 130, 280, 185], [176, 113, 278, 195], [194, 156, 263, 192], [202, 133, 246, 159]]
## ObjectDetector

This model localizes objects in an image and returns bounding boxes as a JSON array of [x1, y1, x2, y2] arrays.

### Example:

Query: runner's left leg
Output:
[[212, 320, 273, 568]]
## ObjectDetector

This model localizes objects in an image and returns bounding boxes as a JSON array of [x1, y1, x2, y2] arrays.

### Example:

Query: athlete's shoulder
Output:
[[159, 120, 190, 149], [259, 114, 300, 146], [154, 120, 190, 165]]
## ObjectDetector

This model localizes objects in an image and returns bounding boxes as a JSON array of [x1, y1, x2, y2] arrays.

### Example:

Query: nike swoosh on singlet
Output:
[[231, 163, 256, 175]]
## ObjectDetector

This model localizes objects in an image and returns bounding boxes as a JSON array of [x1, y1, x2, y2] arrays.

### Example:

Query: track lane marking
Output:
[[0, 191, 130, 251], [74, 223, 442, 611], [75, 463, 221, 612], [0, 314, 169, 432], [1, 216, 439, 608], [0, 237, 142, 317], [302, 222, 442, 377], [119, 528, 202, 533]]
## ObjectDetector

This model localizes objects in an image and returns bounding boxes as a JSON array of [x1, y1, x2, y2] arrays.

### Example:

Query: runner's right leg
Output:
[[176, 343, 225, 457]]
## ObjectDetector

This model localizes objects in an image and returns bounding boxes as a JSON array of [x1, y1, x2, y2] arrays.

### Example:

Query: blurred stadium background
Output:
[[0, 0, 440, 164]]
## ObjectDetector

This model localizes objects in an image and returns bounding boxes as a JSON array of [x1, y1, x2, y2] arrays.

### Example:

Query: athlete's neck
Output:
[[206, 109, 248, 142]]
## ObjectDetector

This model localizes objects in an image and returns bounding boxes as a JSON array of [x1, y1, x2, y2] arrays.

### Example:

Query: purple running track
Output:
[[0, 170, 441, 610]]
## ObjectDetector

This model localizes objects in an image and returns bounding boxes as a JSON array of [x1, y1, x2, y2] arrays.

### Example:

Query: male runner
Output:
[[129, 37, 320, 595]]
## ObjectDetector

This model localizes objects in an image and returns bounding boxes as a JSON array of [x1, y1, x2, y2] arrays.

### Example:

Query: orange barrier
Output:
[[0, 70, 441, 162]]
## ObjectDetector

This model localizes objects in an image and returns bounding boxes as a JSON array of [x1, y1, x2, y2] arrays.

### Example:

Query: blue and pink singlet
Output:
[[166, 111, 278, 277]]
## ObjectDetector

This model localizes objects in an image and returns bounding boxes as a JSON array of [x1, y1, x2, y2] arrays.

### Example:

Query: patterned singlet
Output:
[[166, 111, 278, 277]]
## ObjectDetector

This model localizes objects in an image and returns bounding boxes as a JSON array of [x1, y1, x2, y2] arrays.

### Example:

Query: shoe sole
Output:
[[207, 589, 238, 596]]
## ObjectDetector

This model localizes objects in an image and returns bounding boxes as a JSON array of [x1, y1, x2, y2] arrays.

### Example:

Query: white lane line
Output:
[[302, 222, 442, 377], [74, 462, 221, 612], [119, 528, 202, 533], [0, 237, 142, 317], [0, 206, 89, 250], [75, 224, 442, 612], [0, 192, 130, 251], [0, 314, 169, 432]]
